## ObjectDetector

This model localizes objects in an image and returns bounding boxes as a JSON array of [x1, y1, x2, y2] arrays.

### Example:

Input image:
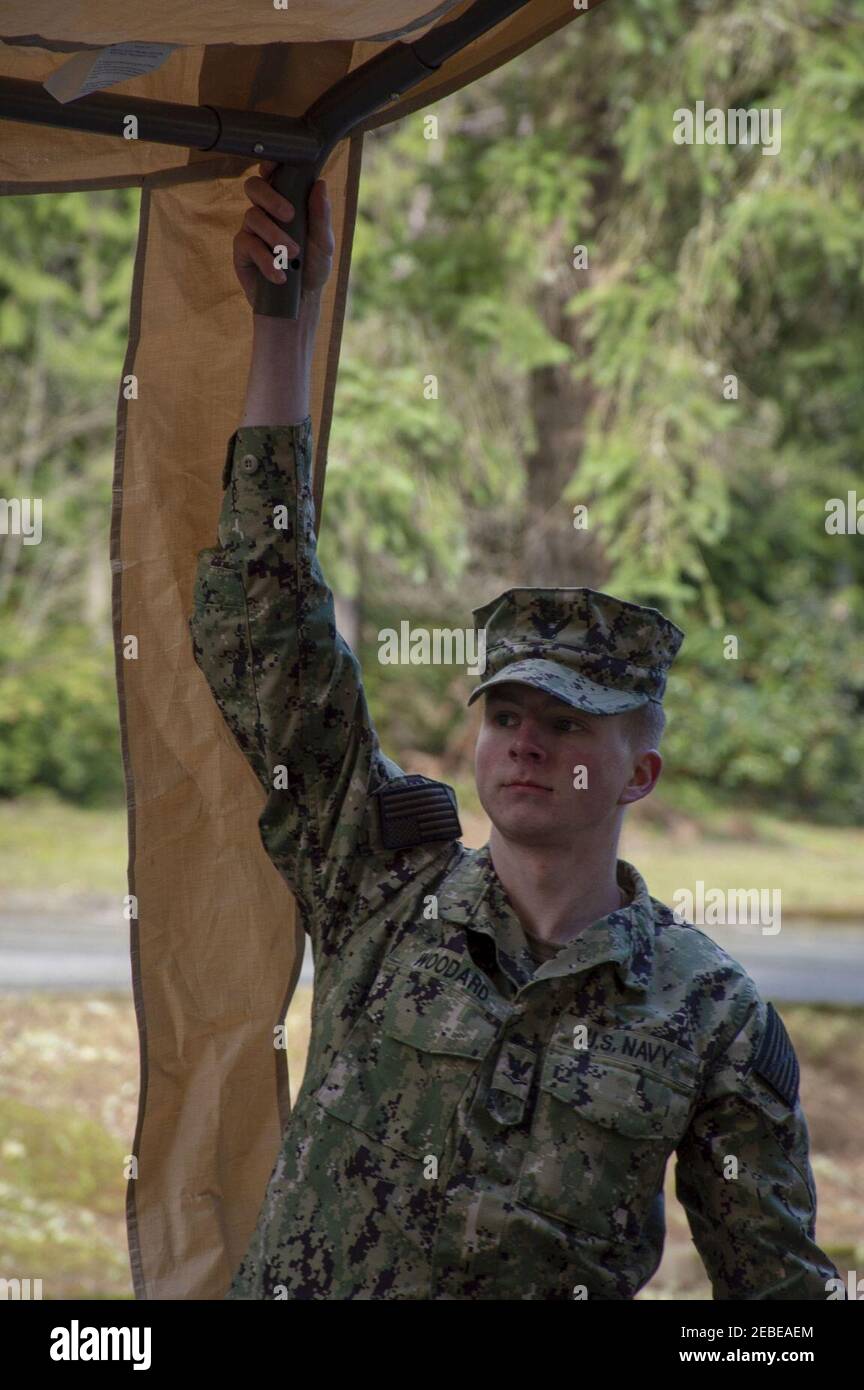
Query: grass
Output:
[[1, 785, 861, 1296], [0, 989, 861, 1300], [622, 812, 864, 919], [3, 784, 863, 918], [0, 996, 138, 1299], [0, 790, 127, 897]]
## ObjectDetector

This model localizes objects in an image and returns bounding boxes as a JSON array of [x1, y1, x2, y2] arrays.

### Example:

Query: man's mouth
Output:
[[503, 780, 552, 793]]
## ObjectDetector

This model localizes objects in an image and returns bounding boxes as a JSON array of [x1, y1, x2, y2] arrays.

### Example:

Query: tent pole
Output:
[[0, 0, 537, 316]]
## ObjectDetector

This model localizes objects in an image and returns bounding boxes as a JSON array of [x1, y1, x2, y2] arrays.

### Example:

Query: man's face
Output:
[[473, 681, 659, 848]]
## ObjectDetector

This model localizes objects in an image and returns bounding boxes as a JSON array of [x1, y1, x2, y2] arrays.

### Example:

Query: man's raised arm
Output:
[[188, 167, 406, 934]]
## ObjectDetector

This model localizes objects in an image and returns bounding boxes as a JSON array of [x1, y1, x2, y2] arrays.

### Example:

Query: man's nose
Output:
[[508, 720, 547, 758]]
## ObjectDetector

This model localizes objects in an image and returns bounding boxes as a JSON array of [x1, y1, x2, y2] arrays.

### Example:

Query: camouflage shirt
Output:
[[188, 419, 842, 1301]]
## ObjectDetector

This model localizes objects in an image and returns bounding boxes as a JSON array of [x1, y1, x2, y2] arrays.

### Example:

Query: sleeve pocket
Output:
[[191, 549, 248, 615], [188, 550, 267, 786]]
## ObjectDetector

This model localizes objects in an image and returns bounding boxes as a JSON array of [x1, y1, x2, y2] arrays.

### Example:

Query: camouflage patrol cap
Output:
[[467, 587, 685, 715]]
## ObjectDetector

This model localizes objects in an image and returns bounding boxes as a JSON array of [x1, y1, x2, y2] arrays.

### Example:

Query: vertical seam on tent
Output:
[[116, 176, 150, 1304], [312, 131, 364, 533]]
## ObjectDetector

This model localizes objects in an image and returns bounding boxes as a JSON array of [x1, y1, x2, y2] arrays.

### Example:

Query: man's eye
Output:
[[494, 711, 517, 726]]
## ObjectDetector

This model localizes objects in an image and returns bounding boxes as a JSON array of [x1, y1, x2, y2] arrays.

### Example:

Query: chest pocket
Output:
[[517, 1046, 696, 1239], [312, 960, 501, 1161]]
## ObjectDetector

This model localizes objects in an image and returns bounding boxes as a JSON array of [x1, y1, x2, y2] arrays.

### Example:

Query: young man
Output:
[[188, 165, 841, 1300]]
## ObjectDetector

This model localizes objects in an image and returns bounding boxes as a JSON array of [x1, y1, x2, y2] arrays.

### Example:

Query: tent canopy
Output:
[[0, 0, 599, 1299]]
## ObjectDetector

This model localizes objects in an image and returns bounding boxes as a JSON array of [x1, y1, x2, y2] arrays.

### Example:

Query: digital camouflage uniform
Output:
[[188, 418, 842, 1301]]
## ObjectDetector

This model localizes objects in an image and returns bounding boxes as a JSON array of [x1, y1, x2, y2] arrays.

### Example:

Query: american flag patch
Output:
[[751, 1002, 800, 1109], [376, 775, 462, 850]]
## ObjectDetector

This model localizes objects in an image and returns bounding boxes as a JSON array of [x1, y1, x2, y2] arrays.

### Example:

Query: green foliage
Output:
[[2, 2, 863, 823], [0, 186, 137, 802], [663, 583, 864, 822], [0, 623, 123, 803], [341, 0, 864, 822]]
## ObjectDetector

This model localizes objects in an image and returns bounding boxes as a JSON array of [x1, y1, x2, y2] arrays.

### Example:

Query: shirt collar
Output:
[[437, 842, 654, 993]]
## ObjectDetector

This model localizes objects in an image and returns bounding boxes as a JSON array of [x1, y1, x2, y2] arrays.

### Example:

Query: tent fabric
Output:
[[0, 0, 599, 1299]]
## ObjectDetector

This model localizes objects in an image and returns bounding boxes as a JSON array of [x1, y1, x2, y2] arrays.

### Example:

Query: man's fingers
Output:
[[234, 229, 286, 283], [243, 204, 299, 255], [239, 172, 335, 285], [243, 173, 294, 222]]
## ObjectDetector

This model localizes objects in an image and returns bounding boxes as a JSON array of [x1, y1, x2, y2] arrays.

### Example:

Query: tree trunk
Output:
[[521, 280, 608, 591]]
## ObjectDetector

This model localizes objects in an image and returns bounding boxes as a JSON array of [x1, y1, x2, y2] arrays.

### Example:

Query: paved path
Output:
[[1, 895, 863, 1004]]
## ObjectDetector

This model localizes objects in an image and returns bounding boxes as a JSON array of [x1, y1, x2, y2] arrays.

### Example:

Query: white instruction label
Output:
[[43, 43, 179, 105]]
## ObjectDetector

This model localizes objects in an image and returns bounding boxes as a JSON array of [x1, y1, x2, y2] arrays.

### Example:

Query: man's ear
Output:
[[618, 750, 662, 807]]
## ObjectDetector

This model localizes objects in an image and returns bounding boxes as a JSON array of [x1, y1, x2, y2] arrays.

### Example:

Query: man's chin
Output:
[[490, 806, 564, 844]]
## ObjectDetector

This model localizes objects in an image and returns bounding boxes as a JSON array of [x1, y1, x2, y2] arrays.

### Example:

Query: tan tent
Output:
[[0, 0, 601, 1299]]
